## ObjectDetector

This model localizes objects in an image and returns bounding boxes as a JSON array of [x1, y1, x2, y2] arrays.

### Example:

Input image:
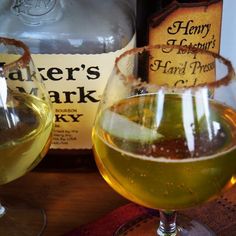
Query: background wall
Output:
[[221, 0, 236, 68]]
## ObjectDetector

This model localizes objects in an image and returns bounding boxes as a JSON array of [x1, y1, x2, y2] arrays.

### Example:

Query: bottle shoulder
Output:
[[0, 0, 135, 53]]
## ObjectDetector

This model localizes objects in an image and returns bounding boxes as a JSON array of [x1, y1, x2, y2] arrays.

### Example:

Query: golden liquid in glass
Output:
[[0, 93, 53, 184], [93, 94, 236, 210]]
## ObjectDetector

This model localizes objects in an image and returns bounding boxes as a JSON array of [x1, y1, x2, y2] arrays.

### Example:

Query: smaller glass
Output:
[[92, 44, 236, 235], [0, 37, 54, 235]]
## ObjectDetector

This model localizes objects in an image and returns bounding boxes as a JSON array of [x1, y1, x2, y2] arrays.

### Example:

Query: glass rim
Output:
[[0, 37, 31, 73], [115, 44, 235, 92]]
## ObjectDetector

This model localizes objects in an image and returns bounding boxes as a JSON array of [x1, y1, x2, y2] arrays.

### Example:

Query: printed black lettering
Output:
[[63, 91, 77, 103], [38, 67, 48, 80], [55, 114, 69, 122], [67, 114, 83, 122], [47, 67, 63, 80], [48, 90, 62, 103], [66, 67, 80, 80], [77, 87, 100, 103], [16, 86, 38, 96], [87, 66, 100, 80]]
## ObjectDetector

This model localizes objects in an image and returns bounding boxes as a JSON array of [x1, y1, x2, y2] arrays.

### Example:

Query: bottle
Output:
[[137, 0, 223, 87], [136, 0, 172, 46], [0, 0, 136, 169]]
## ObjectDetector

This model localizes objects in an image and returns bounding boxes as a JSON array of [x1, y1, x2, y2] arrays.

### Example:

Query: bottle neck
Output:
[[136, 0, 171, 46], [11, 0, 63, 26]]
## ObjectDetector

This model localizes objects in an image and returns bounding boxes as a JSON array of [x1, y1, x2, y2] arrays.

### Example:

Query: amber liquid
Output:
[[0, 93, 54, 184], [92, 94, 236, 210]]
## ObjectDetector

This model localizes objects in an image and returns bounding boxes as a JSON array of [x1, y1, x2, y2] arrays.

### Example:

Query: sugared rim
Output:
[[0, 37, 31, 73], [115, 44, 235, 92]]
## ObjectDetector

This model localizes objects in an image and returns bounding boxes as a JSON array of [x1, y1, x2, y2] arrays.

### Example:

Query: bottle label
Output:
[[148, 0, 223, 87], [31, 35, 136, 150]]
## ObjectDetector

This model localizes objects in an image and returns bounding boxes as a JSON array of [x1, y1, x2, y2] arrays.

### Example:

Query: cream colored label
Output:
[[32, 35, 135, 150], [149, 1, 223, 87]]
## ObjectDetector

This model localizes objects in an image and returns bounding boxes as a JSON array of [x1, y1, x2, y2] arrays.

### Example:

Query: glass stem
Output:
[[157, 211, 177, 236]]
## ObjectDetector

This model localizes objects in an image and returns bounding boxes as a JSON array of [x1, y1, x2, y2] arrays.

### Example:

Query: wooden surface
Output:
[[0, 168, 128, 236], [0, 166, 235, 236]]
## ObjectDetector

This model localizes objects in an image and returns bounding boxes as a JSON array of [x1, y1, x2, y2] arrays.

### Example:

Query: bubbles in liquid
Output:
[[220, 132, 226, 138], [151, 144, 156, 152]]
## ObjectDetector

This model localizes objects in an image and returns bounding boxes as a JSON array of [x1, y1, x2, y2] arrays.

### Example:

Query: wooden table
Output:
[[0, 165, 235, 236], [0, 168, 128, 236]]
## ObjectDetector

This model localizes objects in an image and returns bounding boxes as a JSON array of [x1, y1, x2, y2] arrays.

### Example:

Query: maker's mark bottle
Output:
[[0, 0, 136, 169]]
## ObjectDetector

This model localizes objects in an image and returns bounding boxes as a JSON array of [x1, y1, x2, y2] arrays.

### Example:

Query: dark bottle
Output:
[[136, 0, 172, 46], [136, 0, 223, 87], [137, 0, 223, 48]]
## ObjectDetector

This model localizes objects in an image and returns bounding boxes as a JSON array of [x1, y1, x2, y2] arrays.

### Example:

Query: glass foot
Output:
[[0, 205, 46, 236], [114, 212, 215, 236]]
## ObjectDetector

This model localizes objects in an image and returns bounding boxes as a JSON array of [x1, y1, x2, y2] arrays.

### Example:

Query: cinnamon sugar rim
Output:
[[115, 44, 235, 92], [0, 37, 31, 73]]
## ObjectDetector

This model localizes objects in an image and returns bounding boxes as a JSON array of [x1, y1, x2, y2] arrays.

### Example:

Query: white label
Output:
[[32, 35, 136, 150]]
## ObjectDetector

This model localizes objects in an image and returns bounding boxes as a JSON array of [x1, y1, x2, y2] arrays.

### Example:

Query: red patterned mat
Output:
[[64, 187, 236, 236]]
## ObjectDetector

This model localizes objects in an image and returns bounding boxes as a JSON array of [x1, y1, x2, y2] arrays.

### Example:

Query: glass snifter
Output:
[[92, 44, 236, 235], [0, 37, 54, 235]]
